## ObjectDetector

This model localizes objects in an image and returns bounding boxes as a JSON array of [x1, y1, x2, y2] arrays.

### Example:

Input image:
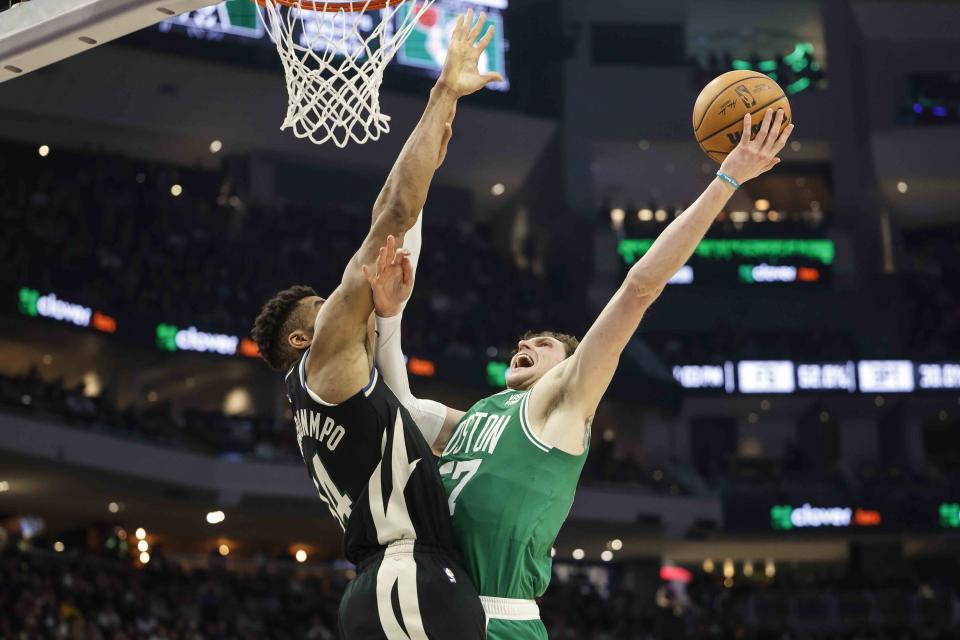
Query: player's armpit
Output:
[[303, 283, 375, 405]]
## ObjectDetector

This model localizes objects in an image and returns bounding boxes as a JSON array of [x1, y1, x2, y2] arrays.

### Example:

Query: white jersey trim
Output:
[[299, 349, 377, 406], [363, 368, 379, 397], [519, 391, 552, 453]]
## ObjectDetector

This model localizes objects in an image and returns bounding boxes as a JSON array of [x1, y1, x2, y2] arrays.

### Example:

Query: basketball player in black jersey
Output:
[[250, 11, 499, 639]]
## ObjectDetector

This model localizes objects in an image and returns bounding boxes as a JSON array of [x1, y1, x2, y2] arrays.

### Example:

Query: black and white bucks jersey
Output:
[[285, 348, 459, 564]]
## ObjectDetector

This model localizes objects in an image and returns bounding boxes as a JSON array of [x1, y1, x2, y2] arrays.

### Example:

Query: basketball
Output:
[[693, 70, 792, 163]]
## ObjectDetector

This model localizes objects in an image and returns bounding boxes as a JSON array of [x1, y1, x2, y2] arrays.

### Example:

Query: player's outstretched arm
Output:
[[538, 110, 794, 452], [364, 232, 466, 454], [306, 11, 502, 402]]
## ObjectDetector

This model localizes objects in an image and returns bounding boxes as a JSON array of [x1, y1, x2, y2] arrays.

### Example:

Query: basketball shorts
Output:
[[339, 540, 486, 639]]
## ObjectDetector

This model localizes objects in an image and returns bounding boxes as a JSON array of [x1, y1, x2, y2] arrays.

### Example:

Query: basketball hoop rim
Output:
[[249, 0, 407, 11]]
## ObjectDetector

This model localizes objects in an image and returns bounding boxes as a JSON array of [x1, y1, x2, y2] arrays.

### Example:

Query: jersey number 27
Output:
[[438, 459, 482, 516]]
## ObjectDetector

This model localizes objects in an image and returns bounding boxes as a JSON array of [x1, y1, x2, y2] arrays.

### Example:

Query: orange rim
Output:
[[250, 0, 406, 10]]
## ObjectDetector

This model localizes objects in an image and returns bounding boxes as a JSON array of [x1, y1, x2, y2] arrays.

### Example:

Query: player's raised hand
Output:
[[362, 235, 415, 318], [719, 108, 795, 185], [437, 9, 504, 97]]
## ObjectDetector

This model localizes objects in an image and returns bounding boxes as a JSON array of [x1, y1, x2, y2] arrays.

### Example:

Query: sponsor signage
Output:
[[771, 504, 882, 530], [155, 323, 258, 358], [738, 263, 821, 284], [18, 287, 117, 334]]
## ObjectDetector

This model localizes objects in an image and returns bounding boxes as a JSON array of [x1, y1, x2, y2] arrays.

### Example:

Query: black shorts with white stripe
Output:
[[339, 540, 486, 639]]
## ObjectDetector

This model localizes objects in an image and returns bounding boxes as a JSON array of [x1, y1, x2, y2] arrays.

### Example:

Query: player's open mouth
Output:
[[512, 353, 536, 370]]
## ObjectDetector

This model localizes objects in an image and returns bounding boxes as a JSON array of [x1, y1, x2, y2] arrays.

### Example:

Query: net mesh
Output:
[[257, 0, 435, 147]]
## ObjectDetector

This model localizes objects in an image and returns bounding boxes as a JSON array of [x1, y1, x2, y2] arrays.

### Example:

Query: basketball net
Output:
[[257, 0, 436, 147]]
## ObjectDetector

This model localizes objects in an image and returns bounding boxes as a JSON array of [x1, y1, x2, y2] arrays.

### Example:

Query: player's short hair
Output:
[[252, 285, 318, 372], [520, 330, 580, 358]]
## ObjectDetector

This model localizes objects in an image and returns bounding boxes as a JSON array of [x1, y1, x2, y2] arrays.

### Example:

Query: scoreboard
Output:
[[158, 0, 510, 91], [672, 359, 960, 394]]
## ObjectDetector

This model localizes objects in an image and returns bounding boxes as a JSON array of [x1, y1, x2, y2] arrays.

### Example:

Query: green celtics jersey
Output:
[[438, 389, 588, 599]]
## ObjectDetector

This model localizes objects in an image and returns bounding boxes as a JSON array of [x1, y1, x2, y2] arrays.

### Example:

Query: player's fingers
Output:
[[756, 108, 775, 147], [361, 264, 373, 283], [401, 257, 414, 284], [762, 157, 781, 173], [393, 248, 410, 266], [739, 112, 752, 147], [482, 72, 504, 86], [762, 109, 785, 154], [476, 24, 495, 51], [773, 123, 796, 154], [470, 12, 487, 42], [462, 9, 474, 39]]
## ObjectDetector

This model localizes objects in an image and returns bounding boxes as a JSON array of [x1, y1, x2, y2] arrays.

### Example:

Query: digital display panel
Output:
[[917, 363, 960, 390], [618, 238, 834, 286], [737, 361, 796, 394], [857, 360, 915, 393], [158, 0, 510, 91], [796, 362, 856, 392], [672, 364, 725, 390]]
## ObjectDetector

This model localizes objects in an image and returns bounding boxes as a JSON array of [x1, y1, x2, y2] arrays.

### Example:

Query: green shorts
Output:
[[486, 618, 548, 640]]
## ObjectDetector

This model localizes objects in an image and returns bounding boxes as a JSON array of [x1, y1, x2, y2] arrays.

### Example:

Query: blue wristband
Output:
[[716, 170, 741, 190]]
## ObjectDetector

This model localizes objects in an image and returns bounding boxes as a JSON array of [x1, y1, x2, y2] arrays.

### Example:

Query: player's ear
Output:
[[289, 329, 312, 351]]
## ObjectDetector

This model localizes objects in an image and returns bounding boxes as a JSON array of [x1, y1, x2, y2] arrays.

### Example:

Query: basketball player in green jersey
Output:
[[365, 108, 794, 638]]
